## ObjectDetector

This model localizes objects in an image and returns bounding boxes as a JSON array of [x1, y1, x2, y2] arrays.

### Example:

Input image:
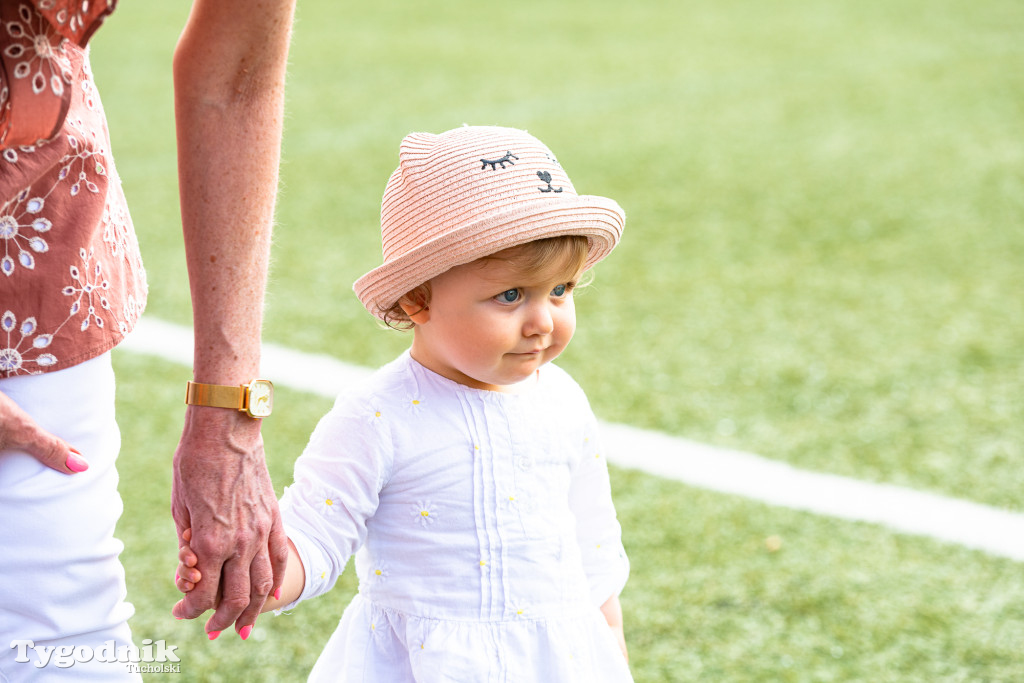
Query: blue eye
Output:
[[551, 284, 567, 297], [497, 289, 520, 303]]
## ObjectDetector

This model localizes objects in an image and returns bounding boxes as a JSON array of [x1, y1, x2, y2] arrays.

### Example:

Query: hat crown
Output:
[[354, 125, 624, 319], [380, 126, 578, 262]]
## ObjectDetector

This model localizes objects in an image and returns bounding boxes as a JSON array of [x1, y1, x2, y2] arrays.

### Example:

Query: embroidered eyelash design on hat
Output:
[[480, 151, 518, 171], [353, 126, 625, 319]]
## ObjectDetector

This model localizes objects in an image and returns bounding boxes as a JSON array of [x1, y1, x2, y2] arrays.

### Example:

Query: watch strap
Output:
[[185, 381, 245, 411]]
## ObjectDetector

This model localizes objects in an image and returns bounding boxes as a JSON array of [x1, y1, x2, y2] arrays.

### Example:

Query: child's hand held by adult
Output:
[[175, 528, 202, 593], [174, 525, 301, 639]]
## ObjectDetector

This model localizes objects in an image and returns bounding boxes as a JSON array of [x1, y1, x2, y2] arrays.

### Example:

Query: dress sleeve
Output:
[[277, 395, 393, 610], [0, 0, 113, 149], [569, 406, 630, 607], [33, 0, 116, 46]]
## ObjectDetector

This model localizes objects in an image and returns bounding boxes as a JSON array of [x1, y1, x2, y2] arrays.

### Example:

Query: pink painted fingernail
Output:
[[239, 625, 253, 641], [175, 573, 180, 582], [273, 588, 282, 601], [66, 451, 89, 473], [207, 630, 221, 641]]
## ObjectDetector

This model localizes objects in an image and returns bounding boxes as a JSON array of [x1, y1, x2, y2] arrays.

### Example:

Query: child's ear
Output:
[[400, 300, 430, 324], [399, 287, 431, 324]]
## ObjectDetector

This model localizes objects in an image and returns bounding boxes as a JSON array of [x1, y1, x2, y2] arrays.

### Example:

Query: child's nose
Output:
[[523, 302, 554, 337]]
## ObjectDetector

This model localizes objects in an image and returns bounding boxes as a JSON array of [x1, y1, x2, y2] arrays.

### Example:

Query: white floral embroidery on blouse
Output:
[[0, 310, 56, 372], [1, 190, 50, 277], [61, 247, 109, 331], [3, 4, 74, 99]]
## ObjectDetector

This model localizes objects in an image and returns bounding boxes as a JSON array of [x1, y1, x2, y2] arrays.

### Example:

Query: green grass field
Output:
[[90, 0, 1024, 680]]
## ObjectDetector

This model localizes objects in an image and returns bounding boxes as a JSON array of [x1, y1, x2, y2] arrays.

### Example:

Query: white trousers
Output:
[[0, 353, 139, 682]]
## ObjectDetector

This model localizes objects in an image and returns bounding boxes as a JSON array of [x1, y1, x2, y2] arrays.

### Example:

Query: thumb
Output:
[[22, 434, 88, 475], [0, 391, 88, 474]]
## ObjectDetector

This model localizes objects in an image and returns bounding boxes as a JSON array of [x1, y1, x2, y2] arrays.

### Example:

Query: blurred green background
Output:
[[91, 0, 1023, 680]]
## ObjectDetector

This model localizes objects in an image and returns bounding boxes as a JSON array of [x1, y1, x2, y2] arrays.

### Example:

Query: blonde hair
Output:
[[379, 235, 590, 330]]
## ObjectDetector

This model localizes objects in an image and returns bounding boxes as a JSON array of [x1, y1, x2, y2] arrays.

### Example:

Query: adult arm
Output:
[[169, 0, 296, 638]]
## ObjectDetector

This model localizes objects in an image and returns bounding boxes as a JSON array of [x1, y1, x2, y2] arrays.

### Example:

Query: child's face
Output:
[[405, 254, 581, 392]]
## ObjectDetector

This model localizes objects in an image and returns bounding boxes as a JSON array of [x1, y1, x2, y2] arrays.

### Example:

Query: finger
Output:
[[30, 442, 86, 475], [64, 448, 89, 473], [175, 532, 223, 621], [204, 555, 250, 635], [175, 566, 220, 620], [171, 490, 191, 546], [0, 393, 85, 475], [176, 562, 201, 585], [267, 513, 289, 604], [171, 516, 191, 565], [169, 493, 197, 620], [231, 549, 274, 637], [262, 509, 290, 606], [178, 544, 198, 568]]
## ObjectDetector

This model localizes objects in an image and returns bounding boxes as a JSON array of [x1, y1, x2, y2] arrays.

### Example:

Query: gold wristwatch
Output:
[[184, 379, 274, 418]]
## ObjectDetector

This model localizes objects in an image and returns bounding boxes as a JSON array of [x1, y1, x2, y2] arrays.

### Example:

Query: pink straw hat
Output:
[[354, 125, 625, 318]]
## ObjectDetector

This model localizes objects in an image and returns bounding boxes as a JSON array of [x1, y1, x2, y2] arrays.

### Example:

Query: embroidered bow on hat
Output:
[[354, 125, 625, 318]]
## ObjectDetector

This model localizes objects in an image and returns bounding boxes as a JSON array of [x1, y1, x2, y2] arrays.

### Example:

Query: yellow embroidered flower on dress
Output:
[[511, 602, 533, 619], [412, 501, 437, 527], [370, 564, 390, 582], [315, 487, 343, 516], [500, 490, 520, 511]]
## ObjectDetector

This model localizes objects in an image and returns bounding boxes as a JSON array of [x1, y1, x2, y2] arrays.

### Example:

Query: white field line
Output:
[[120, 316, 1024, 563]]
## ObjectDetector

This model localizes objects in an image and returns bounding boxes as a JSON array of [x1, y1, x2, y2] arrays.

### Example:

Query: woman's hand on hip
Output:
[[0, 390, 89, 474]]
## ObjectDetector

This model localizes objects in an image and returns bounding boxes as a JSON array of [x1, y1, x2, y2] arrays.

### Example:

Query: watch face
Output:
[[248, 380, 274, 418]]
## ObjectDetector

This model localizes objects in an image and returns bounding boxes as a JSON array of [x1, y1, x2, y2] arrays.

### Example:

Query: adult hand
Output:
[[0, 390, 88, 474], [169, 406, 288, 638]]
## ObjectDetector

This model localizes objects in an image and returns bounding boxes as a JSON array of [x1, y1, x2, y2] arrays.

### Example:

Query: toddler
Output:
[[175, 126, 631, 681]]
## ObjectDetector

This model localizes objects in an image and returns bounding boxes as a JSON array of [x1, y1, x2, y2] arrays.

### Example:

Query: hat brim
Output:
[[354, 194, 624, 319]]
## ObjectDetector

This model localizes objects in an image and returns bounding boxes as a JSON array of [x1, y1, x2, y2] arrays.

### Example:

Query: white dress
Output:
[[278, 351, 632, 682]]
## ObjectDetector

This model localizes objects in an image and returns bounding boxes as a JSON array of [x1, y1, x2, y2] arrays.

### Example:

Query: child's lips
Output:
[[510, 348, 543, 356]]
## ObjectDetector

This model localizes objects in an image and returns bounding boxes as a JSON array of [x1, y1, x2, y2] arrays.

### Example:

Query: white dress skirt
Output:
[[0, 353, 138, 682]]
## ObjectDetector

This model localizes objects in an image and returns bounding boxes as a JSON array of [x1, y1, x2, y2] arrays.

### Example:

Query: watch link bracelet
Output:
[[184, 379, 274, 418]]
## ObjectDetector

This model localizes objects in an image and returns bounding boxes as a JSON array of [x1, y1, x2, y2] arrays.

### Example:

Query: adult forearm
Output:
[[173, 0, 295, 383]]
